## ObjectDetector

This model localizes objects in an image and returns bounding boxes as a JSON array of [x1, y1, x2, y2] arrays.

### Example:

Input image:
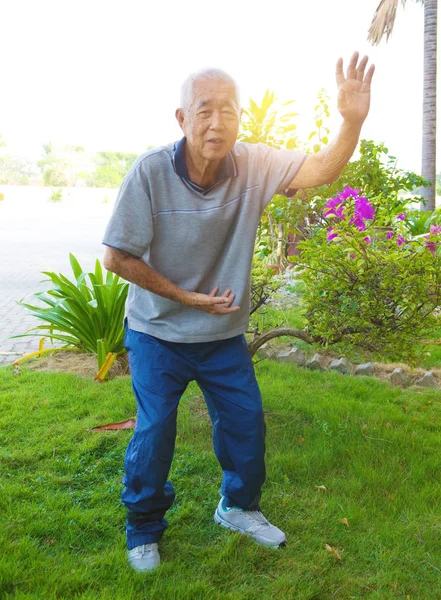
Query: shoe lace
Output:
[[243, 511, 270, 528], [135, 544, 156, 557]]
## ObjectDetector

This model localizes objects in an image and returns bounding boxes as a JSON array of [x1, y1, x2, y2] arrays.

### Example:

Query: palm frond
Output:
[[368, 0, 424, 45], [368, 0, 400, 45]]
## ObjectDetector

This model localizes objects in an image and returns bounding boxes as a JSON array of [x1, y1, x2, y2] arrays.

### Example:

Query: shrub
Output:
[[49, 188, 63, 202], [295, 187, 441, 363], [16, 254, 128, 368]]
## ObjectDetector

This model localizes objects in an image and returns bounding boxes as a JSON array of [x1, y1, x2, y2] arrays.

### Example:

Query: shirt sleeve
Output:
[[256, 143, 307, 207], [102, 168, 153, 258]]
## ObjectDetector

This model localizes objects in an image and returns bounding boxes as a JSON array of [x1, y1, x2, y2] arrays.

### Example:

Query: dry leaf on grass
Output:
[[325, 544, 342, 560], [91, 418, 136, 431], [315, 485, 327, 492], [339, 518, 350, 528], [43, 537, 55, 546]]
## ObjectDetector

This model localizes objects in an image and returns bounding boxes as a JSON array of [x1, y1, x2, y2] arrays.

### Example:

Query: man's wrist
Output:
[[340, 118, 363, 136], [178, 290, 196, 308]]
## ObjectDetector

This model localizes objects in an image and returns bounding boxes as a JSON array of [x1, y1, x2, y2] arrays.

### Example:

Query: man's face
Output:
[[176, 79, 241, 163]]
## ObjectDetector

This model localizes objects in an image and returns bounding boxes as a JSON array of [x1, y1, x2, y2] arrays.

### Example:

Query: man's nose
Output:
[[209, 111, 225, 129]]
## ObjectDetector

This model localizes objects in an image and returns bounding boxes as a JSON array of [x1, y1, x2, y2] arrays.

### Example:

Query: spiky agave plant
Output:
[[15, 253, 129, 369]]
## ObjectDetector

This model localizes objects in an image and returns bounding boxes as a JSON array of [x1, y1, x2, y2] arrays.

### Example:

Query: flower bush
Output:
[[296, 187, 441, 362]]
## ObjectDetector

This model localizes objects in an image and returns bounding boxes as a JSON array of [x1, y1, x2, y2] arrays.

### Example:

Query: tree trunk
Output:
[[420, 0, 437, 211], [248, 327, 313, 357], [276, 224, 284, 271]]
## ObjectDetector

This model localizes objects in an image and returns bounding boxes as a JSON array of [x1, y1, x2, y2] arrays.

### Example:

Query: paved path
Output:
[[0, 187, 116, 366]]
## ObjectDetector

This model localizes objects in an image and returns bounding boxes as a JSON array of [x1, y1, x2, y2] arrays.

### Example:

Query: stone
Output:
[[389, 368, 410, 387], [276, 348, 306, 366], [305, 353, 324, 371], [329, 357, 350, 374], [258, 343, 277, 359], [354, 362, 375, 376], [415, 371, 437, 388]]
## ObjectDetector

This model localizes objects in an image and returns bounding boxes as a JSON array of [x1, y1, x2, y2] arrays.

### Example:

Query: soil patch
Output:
[[23, 351, 129, 379]]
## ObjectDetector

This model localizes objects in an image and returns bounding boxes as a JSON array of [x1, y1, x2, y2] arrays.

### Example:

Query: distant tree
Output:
[[38, 143, 92, 186], [88, 152, 138, 188], [38, 142, 69, 186], [0, 135, 37, 184], [0, 155, 38, 184]]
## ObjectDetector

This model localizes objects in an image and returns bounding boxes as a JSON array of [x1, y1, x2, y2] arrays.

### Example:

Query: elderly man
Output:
[[103, 52, 374, 572]]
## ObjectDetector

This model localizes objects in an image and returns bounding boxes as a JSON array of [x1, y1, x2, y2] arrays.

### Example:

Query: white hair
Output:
[[179, 68, 241, 112]]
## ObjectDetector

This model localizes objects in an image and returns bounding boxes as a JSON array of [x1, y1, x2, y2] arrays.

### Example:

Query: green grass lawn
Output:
[[2, 362, 441, 599]]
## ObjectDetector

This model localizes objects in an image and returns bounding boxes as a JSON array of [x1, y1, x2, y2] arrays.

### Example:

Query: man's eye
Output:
[[198, 111, 210, 117]]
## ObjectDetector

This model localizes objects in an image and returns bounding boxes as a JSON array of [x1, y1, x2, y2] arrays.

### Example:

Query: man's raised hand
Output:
[[336, 51, 375, 126]]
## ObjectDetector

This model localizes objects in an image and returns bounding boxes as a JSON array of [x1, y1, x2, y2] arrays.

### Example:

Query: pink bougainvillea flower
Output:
[[350, 196, 375, 231], [334, 205, 345, 220], [429, 224, 441, 235], [351, 217, 367, 232], [324, 198, 340, 217], [355, 196, 375, 220], [397, 235, 406, 246], [364, 236, 371, 245], [386, 231, 394, 239], [424, 234, 438, 255], [324, 197, 346, 219], [397, 213, 406, 220], [327, 228, 338, 241], [338, 186, 360, 200], [426, 241, 437, 255], [325, 188, 374, 230]]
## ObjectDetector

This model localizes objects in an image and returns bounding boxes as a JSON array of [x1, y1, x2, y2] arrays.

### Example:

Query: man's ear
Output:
[[175, 108, 185, 132]]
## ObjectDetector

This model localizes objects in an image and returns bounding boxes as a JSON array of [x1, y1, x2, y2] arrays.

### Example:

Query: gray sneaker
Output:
[[128, 543, 160, 572], [214, 497, 287, 548]]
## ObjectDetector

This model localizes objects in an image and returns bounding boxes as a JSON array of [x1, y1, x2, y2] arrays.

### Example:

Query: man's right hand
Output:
[[103, 249, 240, 315], [187, 286, 240, 315]]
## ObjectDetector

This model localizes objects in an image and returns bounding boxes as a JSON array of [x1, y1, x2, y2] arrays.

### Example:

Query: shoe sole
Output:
[[214, 511, 286, 548]]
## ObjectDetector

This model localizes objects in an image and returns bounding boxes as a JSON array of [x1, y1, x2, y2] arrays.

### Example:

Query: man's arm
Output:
[[289, 52, 375, 190], [103, 246, 239, 315]]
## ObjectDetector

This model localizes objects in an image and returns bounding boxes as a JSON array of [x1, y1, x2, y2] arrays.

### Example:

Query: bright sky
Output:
[[0, 0, 439, 172]]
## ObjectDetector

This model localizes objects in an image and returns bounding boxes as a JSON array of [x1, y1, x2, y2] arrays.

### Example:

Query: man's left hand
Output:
[[336, 51, 375, 126]]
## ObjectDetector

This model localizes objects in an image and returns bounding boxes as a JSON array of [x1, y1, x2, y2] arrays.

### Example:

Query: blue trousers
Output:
[[122, 325, 266, 550]]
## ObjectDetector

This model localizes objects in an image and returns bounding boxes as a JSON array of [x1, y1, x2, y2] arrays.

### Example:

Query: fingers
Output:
[[209, 296, 231, 304], [338, 52, 375, 89], [335, 57, 344, 86], [363, 63, 375, 87], [213, 304, 241, 315], [195, 288, 239, 313], [346, 51, 359, 80], [356, 55, 369, 82]]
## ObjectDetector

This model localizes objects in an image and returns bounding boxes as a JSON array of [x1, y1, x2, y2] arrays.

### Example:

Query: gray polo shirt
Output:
[[102, 141, 306, 343]]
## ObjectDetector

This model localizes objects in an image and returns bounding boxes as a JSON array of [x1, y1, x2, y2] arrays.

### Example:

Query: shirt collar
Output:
[[172, 137, 237, 193]]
